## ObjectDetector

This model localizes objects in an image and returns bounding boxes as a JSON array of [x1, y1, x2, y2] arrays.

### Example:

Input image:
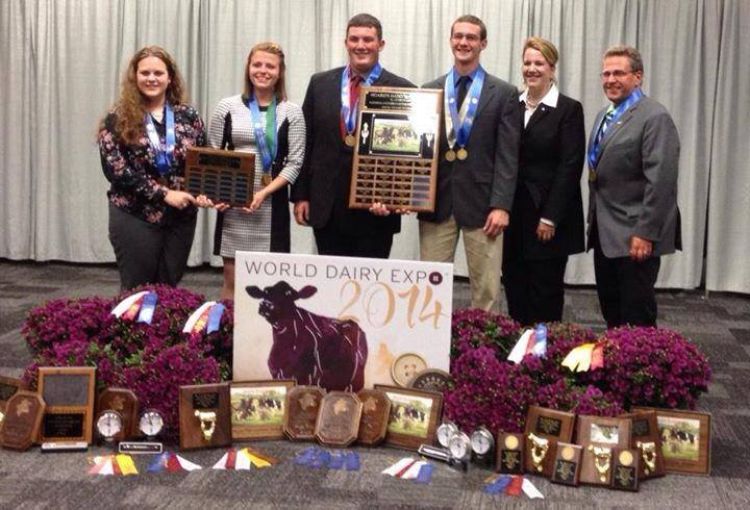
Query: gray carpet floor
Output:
[[1, 259, 749, 509]]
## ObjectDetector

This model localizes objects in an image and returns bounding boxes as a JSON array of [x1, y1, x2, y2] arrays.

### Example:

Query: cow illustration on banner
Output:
[[233, 253, 453, 390]]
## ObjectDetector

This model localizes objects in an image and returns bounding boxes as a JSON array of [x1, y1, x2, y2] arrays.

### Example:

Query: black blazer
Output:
[[505, 92, 585, 260], [290, 66, 414, 235], [418, 73, 520, 228]]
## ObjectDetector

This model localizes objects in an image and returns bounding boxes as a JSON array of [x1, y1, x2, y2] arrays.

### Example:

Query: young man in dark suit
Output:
[[587, 45, 681, 328], [291, 13, 413, 258], [419, 15, 520, 312]]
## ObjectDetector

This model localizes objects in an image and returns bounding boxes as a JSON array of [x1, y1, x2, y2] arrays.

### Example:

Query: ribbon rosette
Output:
[[110, 290, 158, 324], [183, 301, 226, 336], [561, 342, 606, 372]]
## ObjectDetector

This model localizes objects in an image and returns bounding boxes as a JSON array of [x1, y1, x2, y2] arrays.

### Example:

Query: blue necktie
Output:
[[595, 109, 615, 147]]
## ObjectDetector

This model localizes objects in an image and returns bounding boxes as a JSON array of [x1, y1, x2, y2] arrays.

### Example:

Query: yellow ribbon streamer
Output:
[[561, 343, 596, 372], [116, 454, 139, 475], [242, 448, 272, 468]]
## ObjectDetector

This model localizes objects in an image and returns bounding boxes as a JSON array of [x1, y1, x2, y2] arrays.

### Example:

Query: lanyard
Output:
[[587, 88, 644, 169], [247, 94, 277, 171], [444, 66, 485, 149], [341, 63, 382, 134], [144, 104, 175, 176]]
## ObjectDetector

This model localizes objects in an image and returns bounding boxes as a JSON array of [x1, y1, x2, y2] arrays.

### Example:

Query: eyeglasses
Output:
[[600, 70, 634, 79]]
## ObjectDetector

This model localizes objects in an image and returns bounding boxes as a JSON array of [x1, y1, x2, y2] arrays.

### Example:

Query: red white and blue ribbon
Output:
[[182, 301, 226, 335], [111, 290, 158, 324], [147, 452, 202, 473], [507, 324, 547, 364]]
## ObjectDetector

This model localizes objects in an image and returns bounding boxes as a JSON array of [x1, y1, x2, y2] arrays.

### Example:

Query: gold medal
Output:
[[345, 134, 356, 147], [261, 173, 272, 186], [457, 148, 468, 160], [588, 169, 597, 182], [445, 149, 456, 162]]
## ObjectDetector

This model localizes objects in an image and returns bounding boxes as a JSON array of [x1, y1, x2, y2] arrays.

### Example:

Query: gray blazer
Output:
[[587, 95, 681, 258], [418, 72, 520, 228]]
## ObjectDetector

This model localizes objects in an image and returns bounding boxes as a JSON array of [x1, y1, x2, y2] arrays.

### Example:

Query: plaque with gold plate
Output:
[[178, 383, 231, 450], [0, 391, 45, 451], [185, 147, 255, 207], [37, 366, 96, 446], [97, 388, 138, 440], [576, 415, 632, 486], [356, 389, 391, 446], [523, 406, 575, 476], [283, 386, 325, 441], [621, 409, 665, 479], [315, 391, 363, 447], [349, 87, 442, 212], [550, 442, 583, 486], [611, 448, 640, 491], [496, 432, 524, 474]]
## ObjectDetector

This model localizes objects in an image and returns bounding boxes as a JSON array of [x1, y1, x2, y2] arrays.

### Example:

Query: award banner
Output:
[[233, 252, 453, 391]]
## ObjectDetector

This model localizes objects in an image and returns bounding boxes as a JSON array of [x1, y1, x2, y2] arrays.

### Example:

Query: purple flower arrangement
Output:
[[444, 309, 711, 434], [22, 285, 233, 439]]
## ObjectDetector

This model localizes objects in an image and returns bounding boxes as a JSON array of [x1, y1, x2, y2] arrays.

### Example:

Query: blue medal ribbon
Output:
[[444, 66, 485, 149], [144, 104, 176, 176], [206, 303, 225, 334], [247, 95, 277, 178], [341, 63, 382, 135], [587, 88, 644, 169], [136, 292, 158, 324]]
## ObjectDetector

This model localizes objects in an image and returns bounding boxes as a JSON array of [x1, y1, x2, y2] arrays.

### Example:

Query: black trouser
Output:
[[593, 231, 660, 329], [313, 223, 393, 259], [108, 204, 197, 290], [503, 254, 568, 326]]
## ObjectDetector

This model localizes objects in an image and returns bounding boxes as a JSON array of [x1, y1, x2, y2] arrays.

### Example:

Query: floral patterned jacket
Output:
[[98, 104, 206, 224]]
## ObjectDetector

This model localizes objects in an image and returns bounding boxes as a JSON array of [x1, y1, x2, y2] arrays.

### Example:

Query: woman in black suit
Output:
[[502, 37, 585, 325]]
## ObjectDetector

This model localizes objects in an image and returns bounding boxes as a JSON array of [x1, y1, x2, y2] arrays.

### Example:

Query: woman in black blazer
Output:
[[502, 37, 586, 325]]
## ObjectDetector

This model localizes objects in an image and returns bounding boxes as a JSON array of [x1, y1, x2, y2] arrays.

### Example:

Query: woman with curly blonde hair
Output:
[[99, 46, 205, 290]]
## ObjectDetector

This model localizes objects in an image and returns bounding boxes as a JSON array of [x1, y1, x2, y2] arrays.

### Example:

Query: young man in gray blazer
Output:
[[587, 45, 681, 328], [419, 15, 520, 312]]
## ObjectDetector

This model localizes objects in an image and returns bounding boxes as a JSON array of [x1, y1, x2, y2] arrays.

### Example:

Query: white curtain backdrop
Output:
[[1, 0, 747, 292]]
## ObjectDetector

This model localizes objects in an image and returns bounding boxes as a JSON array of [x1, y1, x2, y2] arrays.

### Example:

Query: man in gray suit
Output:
[[587, 45, 681, 328], [419, 15, 520, 312]]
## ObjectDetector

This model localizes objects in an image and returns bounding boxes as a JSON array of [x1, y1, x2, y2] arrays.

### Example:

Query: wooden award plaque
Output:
[[496, 432, 524, 474], [356, 389, 391, 446], [576, 415, 632, 486], [621, 410, 666, 479], [185, 147, 255, 207], [0, 376, 24, 414], [0, 391, 45, 451], [37, 366, 96, 444], [315, 391, 363, 447], [178, 383, 231, 450], [349, 87, 442, 212], [97, 388, 138, 440], [523, 406, 575, 476], [283, 386, 325, 441], [611, 448, 640, 491], [550, 442, 583, 486]]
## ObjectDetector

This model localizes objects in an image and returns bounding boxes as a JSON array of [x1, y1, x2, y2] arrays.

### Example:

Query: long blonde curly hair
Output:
[[103, 46, 187, 145]]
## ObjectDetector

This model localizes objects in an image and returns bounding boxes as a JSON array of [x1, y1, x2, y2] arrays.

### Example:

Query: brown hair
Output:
[[347, 13, 383, 40], [103, 46, 187, 145], [603, 45, 644, 73], [451, 14, 487, 41], [243, 42, 288, 102]]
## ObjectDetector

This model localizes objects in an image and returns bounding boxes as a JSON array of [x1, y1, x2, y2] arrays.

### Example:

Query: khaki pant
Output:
[[419, 216, 503, 312]]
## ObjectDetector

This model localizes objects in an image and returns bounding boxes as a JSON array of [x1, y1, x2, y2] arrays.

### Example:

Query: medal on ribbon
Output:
[[341, 63, 382, 145], [144, 104, 176, 176], [247, 95, 277, 187], [443, 67, 485, 162], [111, 290, 158, 324]]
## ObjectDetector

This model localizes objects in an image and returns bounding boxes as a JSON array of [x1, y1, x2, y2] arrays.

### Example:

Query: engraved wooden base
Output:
[[523, 406, 575, 476], [0, 391, 45, 451], [97, 388, 139, 440], [185, 147, 255, 207], [550, 442, 582, 486], [178, 383, 231, 450], [357, 389, 391, 446], [621, 410, 666, 479], [283, 386, 325, 441], [496, 432, 524, 474], [577, 415, 632, 486], [315, 391, 363, 447], [611, 448, 640, 491]]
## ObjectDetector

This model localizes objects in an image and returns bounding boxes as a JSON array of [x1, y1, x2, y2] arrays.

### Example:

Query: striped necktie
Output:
[[595, 108, 615, 147]]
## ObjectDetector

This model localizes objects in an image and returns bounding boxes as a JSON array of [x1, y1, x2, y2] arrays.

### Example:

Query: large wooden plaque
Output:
[[283, 386, 325, 441], [185, 147, 255, 206], [576, 415, 632, 486], [349, 87, 442, 212], [315, 391, 362, 447], [357, 389, 391, 446], [0, 391, 45, 451], [37, 366, 96, 444], [0, 376, 24, 415], [97, 388, 139, 440], [178, 383, 231, 450], [523, 406, 575, 476], [621, 410, 665, 479]]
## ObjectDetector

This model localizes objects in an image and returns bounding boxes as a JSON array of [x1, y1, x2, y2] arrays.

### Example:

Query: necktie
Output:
[[595, 109, 615, 147], [350, 74, 362, 110], [456, 76, 470, 108]]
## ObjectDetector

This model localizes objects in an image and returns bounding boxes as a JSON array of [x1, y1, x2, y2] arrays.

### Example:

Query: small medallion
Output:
[[261, 173, 272, 186], [445, 149, 456, 162], [588, 169, 597, 182], [345, 134, 356, 147], [456, 148, 468, 160]]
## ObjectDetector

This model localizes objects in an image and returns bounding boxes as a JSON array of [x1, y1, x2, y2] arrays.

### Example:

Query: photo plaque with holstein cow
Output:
[[233, 252, 453, 392]]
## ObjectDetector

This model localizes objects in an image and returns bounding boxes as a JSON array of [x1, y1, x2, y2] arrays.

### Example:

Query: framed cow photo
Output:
[[230, 380, 295, 441], [374, 384, 443, 451], [633, 406, 711, 475]]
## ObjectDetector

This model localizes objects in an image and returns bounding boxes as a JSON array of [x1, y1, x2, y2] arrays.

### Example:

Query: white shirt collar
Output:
[[519, 83, 559, 108]]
